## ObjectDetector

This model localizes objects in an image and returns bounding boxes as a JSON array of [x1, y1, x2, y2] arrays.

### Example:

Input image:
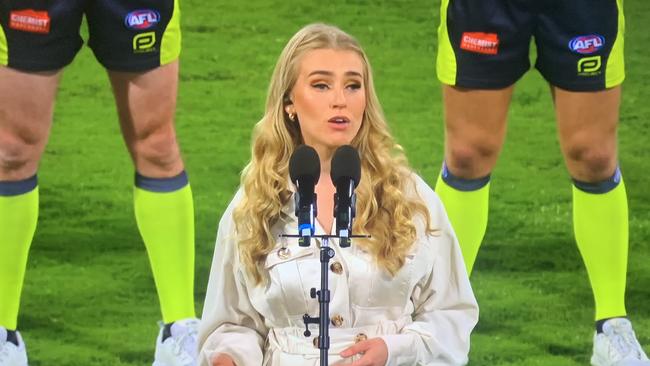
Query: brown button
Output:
[[330, 261, 343, 274], [354, 333, 368, 343], [277, 247, 291, 259], [331, 314, 344, 327], [313, 336, 319, 348]]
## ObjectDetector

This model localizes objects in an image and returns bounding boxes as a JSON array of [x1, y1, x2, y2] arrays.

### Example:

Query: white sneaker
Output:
[[153, 318, 199, 366], [592, 318, 650, 366], [0, 327, 27, 366]]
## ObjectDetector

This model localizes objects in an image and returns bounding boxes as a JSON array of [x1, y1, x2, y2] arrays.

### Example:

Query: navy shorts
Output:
[[0, 0, 181, 72], [436, 0, 625, 91]]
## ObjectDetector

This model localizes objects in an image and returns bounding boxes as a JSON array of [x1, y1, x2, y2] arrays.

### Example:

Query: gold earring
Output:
[[289, 113, 295, 121]]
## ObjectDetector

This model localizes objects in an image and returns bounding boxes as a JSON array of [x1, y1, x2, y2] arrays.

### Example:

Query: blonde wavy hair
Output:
[[234, 23, 434, 284]]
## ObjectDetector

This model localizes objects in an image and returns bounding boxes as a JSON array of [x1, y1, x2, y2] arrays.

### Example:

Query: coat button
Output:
[[330, 261, 343, 274], [313, 336, 319, 348], [331, 314, 344, 327], [354, 333, 368, 343], [277, 247, 291, 259]]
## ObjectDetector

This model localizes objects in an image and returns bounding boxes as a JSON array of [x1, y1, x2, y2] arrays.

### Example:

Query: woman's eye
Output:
[[312, 83, 329, 90], [347, 83, 362, 90]]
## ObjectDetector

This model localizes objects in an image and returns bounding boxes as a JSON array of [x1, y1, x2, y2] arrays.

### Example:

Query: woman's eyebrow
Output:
[[308, 70, 333, 77], [345, 71, 363, 78], [307, 70, 363, 77]]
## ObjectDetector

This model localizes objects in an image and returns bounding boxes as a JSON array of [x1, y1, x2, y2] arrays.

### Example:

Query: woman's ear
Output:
[[285, 104, 295, 116], [284, 97, 296, 121], [284, 93, 297, 121]]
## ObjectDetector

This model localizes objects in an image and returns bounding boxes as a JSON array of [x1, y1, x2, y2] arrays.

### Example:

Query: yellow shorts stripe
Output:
[[0, 25, 8, 66], [436, 0, 457, 85], [160, 0, 181, 65], [605, 0, 625, 88]]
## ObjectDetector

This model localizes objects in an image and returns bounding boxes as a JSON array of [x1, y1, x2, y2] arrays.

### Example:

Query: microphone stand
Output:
[[286, 157, 363, 365], [280, 233, 368, 366]]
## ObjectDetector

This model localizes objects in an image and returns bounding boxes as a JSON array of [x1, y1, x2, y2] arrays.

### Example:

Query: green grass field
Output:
[[15, 0, 650, 364]]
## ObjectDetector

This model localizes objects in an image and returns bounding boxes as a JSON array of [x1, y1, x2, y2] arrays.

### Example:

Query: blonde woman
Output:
[[198, 23, 478, 366]]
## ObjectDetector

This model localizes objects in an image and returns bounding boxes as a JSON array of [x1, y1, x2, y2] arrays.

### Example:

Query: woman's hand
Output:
[[339, 337, 388, 366], [211, 353, 236, 366]]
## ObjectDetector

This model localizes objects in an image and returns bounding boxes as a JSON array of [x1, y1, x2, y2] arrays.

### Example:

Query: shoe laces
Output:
[[603, 319, 646, 361]]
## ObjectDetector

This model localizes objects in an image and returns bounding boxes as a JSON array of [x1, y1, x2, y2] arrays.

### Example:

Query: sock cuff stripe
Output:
[[441, 162, 490, 192], [135, 171, 189, 193], [0, 175, 38, 196], [573, 166, 622, 194]]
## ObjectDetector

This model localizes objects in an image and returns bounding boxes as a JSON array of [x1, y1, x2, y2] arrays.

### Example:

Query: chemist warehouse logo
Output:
[[9, 10, 51, 34], [460, 32, 499, 55], [125, 9, 160, 30], [568, 34, 605, 54]]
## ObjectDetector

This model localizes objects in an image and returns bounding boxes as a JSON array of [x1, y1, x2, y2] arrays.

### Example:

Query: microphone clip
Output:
[[294, 190, 317, 247], [333, 180, 357, 248]]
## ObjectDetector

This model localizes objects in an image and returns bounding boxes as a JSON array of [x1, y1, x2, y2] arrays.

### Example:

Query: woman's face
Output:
[[286, 48, 366, 157]]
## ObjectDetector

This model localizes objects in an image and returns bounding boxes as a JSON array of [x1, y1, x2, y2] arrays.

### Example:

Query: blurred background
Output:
[[20, 0, 650, 364]]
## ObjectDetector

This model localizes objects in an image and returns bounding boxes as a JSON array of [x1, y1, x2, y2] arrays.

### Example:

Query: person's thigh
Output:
[[553, 86, 620, 182], [0, 1, 82, 179], [108, 60, 183, 177], [437, 0, 532, 178], [0, 67, 61, 180], [86, 0, 181, 72], [442, 85, 513, 179], [86, 0, 183, 177], [534, 0, 624, 181]]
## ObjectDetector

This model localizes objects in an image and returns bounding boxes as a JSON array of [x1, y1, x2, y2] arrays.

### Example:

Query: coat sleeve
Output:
[[198, 191, 269, 366], [380, 176, 479, 366]]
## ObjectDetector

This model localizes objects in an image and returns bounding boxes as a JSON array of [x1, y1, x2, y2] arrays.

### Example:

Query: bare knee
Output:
[[446, 143, 500, 179], [0, 133, 42, 180], [130, 123, 183, 176], [564, 145, 617, 182], [0, 68, 58, 180]]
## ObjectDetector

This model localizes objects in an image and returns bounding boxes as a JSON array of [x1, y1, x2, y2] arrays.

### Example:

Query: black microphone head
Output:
[[330, 145, 361, 187], [289, 145, 321, 185]]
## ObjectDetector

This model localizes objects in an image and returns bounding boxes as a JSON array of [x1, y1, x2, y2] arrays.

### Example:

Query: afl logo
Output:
[[125, 10, 160, 30], [568, 35, 605, 54]]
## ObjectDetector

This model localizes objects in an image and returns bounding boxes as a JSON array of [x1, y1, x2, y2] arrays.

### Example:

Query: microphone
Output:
[[289, 145, 321, 247], [330, 145, 361, 248]]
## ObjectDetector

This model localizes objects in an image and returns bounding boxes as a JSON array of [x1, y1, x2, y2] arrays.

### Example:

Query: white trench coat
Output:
[[198, 175, 479, 366]]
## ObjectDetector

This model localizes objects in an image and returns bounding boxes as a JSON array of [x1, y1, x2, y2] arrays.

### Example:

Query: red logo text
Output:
[[9, 10, 51, 34], [460, 32, 499, 55]]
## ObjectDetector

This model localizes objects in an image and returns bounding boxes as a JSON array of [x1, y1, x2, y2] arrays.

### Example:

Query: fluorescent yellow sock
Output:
[[134, 178, 195, 323], [435, 173, 490, 275], [573, 179, 628, 320], [0, 185, 38, 330]]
